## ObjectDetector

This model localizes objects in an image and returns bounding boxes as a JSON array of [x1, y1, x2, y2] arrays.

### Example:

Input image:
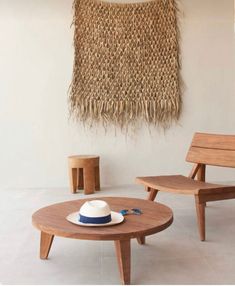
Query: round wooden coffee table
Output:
[[32, 197, 173, 285]]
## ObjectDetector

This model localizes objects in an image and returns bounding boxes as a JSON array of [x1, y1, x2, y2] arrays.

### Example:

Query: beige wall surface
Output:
[[0, 0, 234, 189]]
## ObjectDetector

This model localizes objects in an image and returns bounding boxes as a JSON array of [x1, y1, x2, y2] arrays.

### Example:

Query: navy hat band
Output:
[[79, 213, 111, 224]]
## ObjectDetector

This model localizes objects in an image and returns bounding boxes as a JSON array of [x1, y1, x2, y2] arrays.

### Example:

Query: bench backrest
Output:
[[186, 132, 235, 168]]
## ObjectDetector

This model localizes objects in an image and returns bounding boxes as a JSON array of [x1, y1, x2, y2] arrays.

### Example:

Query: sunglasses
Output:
[[119, 208, 142, 216]]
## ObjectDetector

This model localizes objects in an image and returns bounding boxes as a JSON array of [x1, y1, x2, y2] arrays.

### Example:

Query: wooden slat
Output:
[[198, 191, 235, 203], [191, 133, 235, 150], [199, 186, 235, 195], [186, 146, 235, 168], [136, 175, 229, 195]]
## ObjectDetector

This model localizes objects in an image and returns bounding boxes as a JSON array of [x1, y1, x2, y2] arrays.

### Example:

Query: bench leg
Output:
[[195, 196, 206, 241], [147, 188, 158, 201]]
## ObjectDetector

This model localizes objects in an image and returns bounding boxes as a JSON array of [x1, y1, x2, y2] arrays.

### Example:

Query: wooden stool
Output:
[[68, 155, 100, 195]]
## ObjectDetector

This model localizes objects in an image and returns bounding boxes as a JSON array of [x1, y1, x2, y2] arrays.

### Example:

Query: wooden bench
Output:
[[136, 132, 235, 241]]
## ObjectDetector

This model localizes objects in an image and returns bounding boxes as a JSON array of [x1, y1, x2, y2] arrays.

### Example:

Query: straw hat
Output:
[[66, 200, 124, 227]]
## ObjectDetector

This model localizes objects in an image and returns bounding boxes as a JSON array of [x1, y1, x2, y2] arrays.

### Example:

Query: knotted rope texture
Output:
[[69, 0, 181, 129]]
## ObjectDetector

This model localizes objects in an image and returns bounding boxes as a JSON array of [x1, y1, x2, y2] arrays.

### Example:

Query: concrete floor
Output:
[[0, 185, 235, 285]]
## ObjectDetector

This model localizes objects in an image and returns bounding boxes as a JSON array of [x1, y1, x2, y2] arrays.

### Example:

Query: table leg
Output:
[[137, 236, 145, 245], [114, 239, 131, 285], [40, 231, 54, 259]]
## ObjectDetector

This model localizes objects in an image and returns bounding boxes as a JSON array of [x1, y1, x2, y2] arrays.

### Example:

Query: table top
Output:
[[32, 197, 173, 240]]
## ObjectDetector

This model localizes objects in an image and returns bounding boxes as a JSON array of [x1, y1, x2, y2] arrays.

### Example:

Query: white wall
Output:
[[0, 0, 234, 189]]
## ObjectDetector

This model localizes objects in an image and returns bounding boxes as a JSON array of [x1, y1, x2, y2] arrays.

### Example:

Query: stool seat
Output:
[[68, 155, 100, 195], [68, 155, 99, 159]]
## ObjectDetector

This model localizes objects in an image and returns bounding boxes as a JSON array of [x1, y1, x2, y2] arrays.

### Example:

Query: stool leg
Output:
[[78, 168, 84, 190], [69, 168, 77, 194], [83, 167, 95, 195], [95, 166, 100, 191]]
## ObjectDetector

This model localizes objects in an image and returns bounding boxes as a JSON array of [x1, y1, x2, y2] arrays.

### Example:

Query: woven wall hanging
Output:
[[69, 0, 181, 129]]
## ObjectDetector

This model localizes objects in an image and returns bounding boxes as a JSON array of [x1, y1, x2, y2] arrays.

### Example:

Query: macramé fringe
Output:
[[69, 98, 181, 129]]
